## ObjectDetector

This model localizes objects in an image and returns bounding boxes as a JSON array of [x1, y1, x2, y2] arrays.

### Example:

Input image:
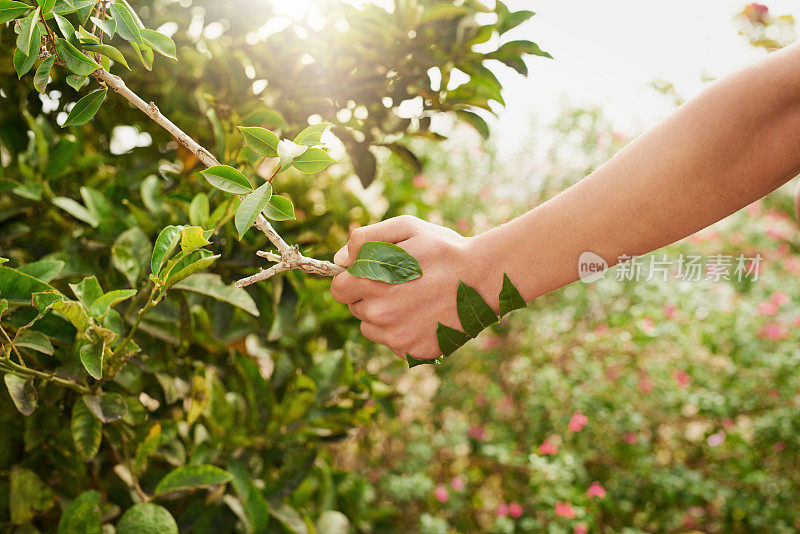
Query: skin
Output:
[[331, 41, 800, 360]]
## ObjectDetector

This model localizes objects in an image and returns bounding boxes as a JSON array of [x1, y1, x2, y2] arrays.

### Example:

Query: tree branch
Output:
[[90, 68, 344, 284]]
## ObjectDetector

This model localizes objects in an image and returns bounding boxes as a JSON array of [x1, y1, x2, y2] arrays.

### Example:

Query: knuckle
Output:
[[350, 226, 366, 243], [367, 302, 392, 324]]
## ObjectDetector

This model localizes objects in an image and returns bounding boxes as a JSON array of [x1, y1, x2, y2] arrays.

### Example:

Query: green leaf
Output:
[[66, 74, 87, 91], [17, 8, 40, 57], [243, 108, 288, 130], [83, 392, 128, 422], [0, 299, 7, 319], [58, 490, 102, 534], [277, 139, 308, 170], [498, 273, 526, 316], [436, 323, 471, 357], [229, 461, 269, 533], [293, 123, 331, 146], [52, 0, 97, 17], [13, 47, 37, 78], [90, 16, 116, 38], [456, 281, 498, 337], [150, 225, 182, 276], [108, 1, 143, 43], [63, 88, 107, 127], [112, 227, 151, 287], [238, 126, 280, 158], [189, 193, 209, 227], [162, 254, 220, 291], [117, 503, 178, 534], [81, 43, 130, 69], [88, 289, 136, 317], [173, 273, 259, 316], [141, 28, 177, 59], [0, 265, 55, 304], [263, 194, 295, 221], [347, 241, 423, 284], [456, 110, 490, 139], [55, 37, 100, 76], [10, 466, 55, 525], [406, 354, 437, 369], [134, 422, 160, 474], [33, 55, 55, 93], [200, 165, 253, 194], [15, 330, 54, 355], [235, 182, 272, 239], [154, 464, 233, 496], [130, 41, 153, 70], [53, 13, 77, 43], [79, 343, 103, 379], [496, 3, 535, 34], [292, 147, 336, 173], [39, 0, 56, 14], [0, 0, 30, 24], [17, 259, 65, 283], [4, 374, 38, 416], [268, 502, 309, 534], [72, 397, 102, 461], [179, 225, 211, 254], [52, 299, 92, 332], [70, 275, 103, 309], [53, 196, 99, 226]]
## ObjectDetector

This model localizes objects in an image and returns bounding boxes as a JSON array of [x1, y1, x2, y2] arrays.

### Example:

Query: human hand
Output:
[[330, 215, 500, 360]]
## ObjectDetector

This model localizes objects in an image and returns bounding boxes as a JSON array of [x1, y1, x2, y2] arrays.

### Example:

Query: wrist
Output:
[[459, 232, 507, 312]]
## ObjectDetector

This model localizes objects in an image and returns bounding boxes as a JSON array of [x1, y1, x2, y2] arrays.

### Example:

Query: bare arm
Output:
[[331, 43, 800, 359]]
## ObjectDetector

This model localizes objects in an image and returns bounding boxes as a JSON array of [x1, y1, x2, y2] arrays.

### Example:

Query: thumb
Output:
[[334, 245, 349, 266]]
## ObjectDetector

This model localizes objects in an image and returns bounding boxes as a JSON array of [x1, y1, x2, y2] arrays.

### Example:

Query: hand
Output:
[[330, 215, 498, 360]]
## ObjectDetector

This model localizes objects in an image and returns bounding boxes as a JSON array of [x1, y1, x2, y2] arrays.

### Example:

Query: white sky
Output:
[[493, 0, 798, 154]]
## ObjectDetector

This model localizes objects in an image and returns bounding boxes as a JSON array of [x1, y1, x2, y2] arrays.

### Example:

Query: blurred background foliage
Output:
[[1, 0, 800, 533]]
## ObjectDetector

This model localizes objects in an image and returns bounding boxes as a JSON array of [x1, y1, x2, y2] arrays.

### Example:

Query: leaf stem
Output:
[[0, 357, 90, 393]]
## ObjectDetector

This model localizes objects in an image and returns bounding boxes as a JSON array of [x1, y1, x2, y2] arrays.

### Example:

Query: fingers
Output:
[[334, 215, 419, 267], [348, 299, 391, 325], [330, 272, 377, 304], [360, 322, 389, 346]]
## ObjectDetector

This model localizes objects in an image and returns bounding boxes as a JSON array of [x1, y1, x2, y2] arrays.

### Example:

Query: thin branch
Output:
[[90, 68, 345, 283]]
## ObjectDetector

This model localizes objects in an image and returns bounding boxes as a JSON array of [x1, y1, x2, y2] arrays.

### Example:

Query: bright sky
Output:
[[494, 0, 798, 155]]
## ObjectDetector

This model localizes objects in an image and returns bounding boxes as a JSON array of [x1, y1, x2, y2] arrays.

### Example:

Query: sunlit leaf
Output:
[[150, 225, 182, 277], [63, 88, 107, 127], [141, 28, 177, 60], [239, 126, 279, 158], [179, 225, 211, 254], [55, 37, 100, 76], [292, 147, 336, 173], [108, 1, 143, 43], [293, 123, 330, 146], [154, 464, 233, 496], [173, 273, 260, 316], [81, 43, 130, 69], [235, 182, 272, 239], [88, 289, 136, 317], [263, 195, 295, 221], [200, 165, 253, 194], [33, 55, 55, 93], [0, 0, 30, 24]]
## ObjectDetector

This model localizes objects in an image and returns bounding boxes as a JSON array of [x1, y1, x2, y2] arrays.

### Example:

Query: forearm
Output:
[[475, 42, 800, 303]]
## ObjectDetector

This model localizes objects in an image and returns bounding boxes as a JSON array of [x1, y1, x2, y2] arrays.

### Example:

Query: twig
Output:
[[90, 68, 345, 285]]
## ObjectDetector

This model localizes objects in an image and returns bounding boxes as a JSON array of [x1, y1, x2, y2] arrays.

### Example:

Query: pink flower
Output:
[[638, 378, 653, 395], [672, 370, 690, 388], [774, 442, 786, 453], [508, 501, 523, 518], [594, 323, 609, 335], [412, 174, 428, 189], [707, 431, 725, 447], [759, 323, 790, 341], [538, 439, 558, 455], [640, 317, 655, 335], [744, 3, 769, 23], [434, 485, 449, 503], [555, 501, 576, 519], [624, 432, 638, 445], [496, 502, 509, 517], [745, 201, 763, 216], [663, 304, 677, 319], [467, 425, 487, 441], [568, 411, 589, 432], [450, 476, 465, 492], [721, 418, 735, 430], [758, 301, 779, 316], [573, 524, 588, 534], [793, 317, 800, 329], [771, 291, 791, 307], [586, 481, 607, 499]]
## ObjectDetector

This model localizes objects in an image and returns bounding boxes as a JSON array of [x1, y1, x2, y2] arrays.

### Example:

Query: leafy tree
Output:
[[0, 0, 543, 530]]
